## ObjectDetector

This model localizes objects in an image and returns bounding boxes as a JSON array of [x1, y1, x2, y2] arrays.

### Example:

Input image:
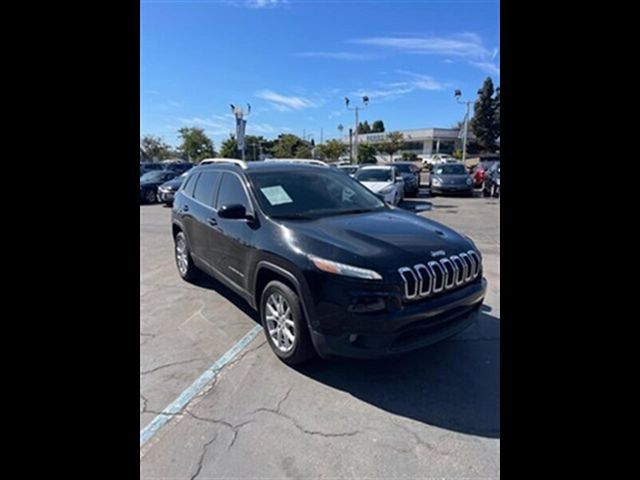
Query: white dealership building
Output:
[[340, 127, 474, 161]]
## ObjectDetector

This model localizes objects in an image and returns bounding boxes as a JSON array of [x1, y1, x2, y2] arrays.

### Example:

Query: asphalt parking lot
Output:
[[140, 182, 500, 479]]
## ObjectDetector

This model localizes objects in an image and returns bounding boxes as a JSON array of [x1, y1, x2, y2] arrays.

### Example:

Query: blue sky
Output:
[[141, 0, 500, 148]]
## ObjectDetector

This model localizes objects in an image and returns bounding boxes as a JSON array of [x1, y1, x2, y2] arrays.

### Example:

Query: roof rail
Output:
[[199, 158, 247, 169], [264, 158, 328, 167]]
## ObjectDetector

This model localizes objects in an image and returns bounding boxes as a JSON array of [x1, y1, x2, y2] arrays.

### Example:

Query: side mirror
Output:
[[218, 203, 249, 220]]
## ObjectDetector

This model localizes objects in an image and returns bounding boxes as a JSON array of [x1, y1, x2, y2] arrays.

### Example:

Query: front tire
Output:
[[261, 281, 315, 365], [144, 188, 156, 204], [174, 231, 201, 282]]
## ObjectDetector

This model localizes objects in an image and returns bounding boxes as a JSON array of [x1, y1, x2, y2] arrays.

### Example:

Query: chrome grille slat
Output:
[[398, 250, 481, 301], [414, 263, 432, 296]]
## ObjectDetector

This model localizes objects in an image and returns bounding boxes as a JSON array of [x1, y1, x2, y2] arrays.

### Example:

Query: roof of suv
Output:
[[192, 161, 334, 174]]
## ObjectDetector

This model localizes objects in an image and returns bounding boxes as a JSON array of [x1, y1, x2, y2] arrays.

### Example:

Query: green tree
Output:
[[295, 144, 313, 158], [244, 135, 267, 161], [316, 139, 347, 162], [371, 120, 385, 133], [357, 121, 371, 134], [493, 86, 500, 136], [177, 127, 215, 162], [271, 134, 308, 158], [357, 143, 377, 164], [376, 131, 404, 162], [141, 135, 172, 161], [470, 77, 499, 152], [219, 135, 240, 159]]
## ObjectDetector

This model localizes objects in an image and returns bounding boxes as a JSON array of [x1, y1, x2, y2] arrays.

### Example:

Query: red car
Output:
[[472, 161, 499, 188]]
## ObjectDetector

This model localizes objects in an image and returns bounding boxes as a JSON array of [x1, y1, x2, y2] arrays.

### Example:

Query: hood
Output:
[[432, 174, 470, 184], [160, 178, 184, 190], [140, 180, 165, 188], [360, 181, 394, 193], [278, 209, 473, 273]]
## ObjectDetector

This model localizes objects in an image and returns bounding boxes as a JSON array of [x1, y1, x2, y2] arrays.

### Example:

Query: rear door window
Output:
[[192, 172, 221, 206]]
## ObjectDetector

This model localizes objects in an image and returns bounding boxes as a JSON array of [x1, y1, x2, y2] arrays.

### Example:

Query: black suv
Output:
[[172, 161, 487, 364]]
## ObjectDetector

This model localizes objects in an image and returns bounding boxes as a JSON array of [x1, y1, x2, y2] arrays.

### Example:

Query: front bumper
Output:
[[431, 184, 473, 195], [157, 190, 175, 203], [309, 277, 487, 359]]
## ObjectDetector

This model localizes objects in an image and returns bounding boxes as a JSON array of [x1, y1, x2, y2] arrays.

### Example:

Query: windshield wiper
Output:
[[270, 213, 313, 220], [332, 208, 378, 216]]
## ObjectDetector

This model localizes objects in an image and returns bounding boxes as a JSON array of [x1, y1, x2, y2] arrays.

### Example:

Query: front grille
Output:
[[398, 250, 481, 301]]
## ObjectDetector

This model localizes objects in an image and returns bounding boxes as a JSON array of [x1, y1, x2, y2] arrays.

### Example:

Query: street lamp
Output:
[[230, 103, 251, 161], [454, 90, 473, 164], [345, 96, 369, 164]]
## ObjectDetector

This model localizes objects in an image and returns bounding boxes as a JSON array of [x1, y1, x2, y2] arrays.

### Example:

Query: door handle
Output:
[[207, 217, 218, 226]]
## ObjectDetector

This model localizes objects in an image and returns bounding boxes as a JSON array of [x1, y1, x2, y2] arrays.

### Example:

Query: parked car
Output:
[[163, 162, 193, 175], [172, 162, 486, 364], [421, 154, 455, 168], [388, 162, 420, 197], [140, 170, 180, 204], [354, 165, 404, 205], [428, 162, 474, 196], [140, 162, 165, 177], [157, 169, 192, 206], [337, 165, 360, 177], [471, 160, 499, 188], [482, 162, 500, 197]]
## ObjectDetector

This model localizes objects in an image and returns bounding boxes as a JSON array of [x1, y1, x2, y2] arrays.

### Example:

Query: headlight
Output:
[[432, 177, 442, 186], [379, 185, 394, 194], [308, 254, 382, 280], [466, 177, 472, 185]]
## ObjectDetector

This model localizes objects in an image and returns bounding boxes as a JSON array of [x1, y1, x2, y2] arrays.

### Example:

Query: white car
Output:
[[354, 165, 404, 205], [422, 154, 456, 167]]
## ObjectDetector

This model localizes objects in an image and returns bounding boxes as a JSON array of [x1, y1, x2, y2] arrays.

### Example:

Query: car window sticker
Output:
[[260, 185, 293, 206]]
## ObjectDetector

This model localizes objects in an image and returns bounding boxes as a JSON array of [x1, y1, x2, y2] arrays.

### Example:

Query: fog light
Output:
[[348, 334, 358, 343]]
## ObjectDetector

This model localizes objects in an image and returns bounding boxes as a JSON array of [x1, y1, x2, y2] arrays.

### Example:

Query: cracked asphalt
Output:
[[140, 181, 500, 479]]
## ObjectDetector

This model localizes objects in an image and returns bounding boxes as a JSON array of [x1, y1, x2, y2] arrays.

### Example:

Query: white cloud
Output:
[[247, 122, 277, 134], [469, 61, 500, 76], [255, 90, 318, 111], [352, 33, 500, 78], [241, 0, 286, 8], [296, 51, 378, 61], [354, 71, 447, 101], [352, 33, 490, 59], [178, 117, 232, 136]]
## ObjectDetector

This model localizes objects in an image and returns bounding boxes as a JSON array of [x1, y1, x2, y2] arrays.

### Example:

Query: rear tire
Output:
[[261, 281, 315, 365]]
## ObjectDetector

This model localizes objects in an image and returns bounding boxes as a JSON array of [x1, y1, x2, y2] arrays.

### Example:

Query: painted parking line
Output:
[[140, 324, 263, 448]]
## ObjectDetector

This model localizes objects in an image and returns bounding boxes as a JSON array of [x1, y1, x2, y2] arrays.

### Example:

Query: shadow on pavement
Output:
[[190, 274, 261, 324], [398, 198, 433, 212], [295, 311, 500, 438]]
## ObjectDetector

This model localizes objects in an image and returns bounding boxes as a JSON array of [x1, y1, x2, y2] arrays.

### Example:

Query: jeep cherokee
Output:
[[171, 161, 487, 364]]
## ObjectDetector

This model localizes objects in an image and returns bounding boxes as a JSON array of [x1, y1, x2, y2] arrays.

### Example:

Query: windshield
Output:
[[392, 164, 413, 173], [433, 164, 466, 175], [355, 169, 392, 182], [248, 169, 385, 219], [141, 171, 170, 182]]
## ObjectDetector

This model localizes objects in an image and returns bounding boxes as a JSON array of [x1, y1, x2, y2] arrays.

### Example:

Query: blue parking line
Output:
[[140, 324, 263, 448]]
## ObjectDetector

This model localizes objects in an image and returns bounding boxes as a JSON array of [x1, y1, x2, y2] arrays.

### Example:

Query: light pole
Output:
[[454, 90, 472, 164], [230, 103, 251, 161], [345, 96, 369, 164]]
